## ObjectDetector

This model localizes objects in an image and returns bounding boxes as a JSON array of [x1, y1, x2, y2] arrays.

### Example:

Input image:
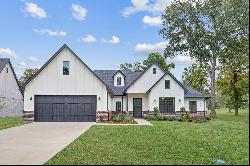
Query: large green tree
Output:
[[160, 0, 248, 119], [182, 63, 210, 95], [19, 68, 39, 88], [120, 52, 175, 72]]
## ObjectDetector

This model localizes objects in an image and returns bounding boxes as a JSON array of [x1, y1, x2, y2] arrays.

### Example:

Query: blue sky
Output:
[[0, 0, 194, 79]]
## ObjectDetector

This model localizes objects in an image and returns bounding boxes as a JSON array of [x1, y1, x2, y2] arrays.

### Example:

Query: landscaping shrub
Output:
[[112, 114, 123, 122], [146, 115, 158, 121], [180, 107, 191, 121], [144, 114, 149, 120], [157, 116, 164, 121], [153, 107, 159, 116], [195, 116, 206, 123], [124, 115, 133, 123]]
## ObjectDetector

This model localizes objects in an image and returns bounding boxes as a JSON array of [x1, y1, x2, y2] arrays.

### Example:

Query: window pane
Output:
[[165, 80, 170, 89], [189, 101, 197, 113], [116, 101, 121, 111], [63, 61, 69, 75], [117, 77, 121, 85], [153, 68, 156, 74]]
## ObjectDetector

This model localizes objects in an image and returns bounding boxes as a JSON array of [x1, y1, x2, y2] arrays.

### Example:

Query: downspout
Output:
[[122, 96, 124, 113], [204, 99, 206, 117], [107, 92, 109, 121], [126, 94, 128, 112]]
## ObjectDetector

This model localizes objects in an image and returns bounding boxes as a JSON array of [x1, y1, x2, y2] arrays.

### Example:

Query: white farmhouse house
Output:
[[0, 58, 23, 117], [23, 44, 210, 122]]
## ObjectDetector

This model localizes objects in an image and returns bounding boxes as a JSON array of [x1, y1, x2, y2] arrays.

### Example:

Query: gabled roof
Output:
[[94, 70, 141, 96], [22, 44, 111, 92], [0, 58, 22, 95], [147, 71, 187, 93], [112, 70, 126, 78], [0, 58, 9, 72], [123, 61, 166, 93], [146, 71, 210, 98]]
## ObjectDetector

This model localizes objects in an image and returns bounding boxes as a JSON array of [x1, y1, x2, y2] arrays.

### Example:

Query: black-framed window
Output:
[[116, 101, 121, 111], [63, 61, 70, 75], [165, 80, 170, 89], [159, 97, 175, 113], [153, 68, 156, 74], [117, 77, 121, 85], [189, 101, 197, 113], [6, 68, 8, 73]]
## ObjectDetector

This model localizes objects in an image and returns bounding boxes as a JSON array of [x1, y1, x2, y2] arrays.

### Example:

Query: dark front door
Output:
[[189, 101, 197, 113], [133, 98, 142, 118], [35, 95, 97, 122], [159, 97, 175, 113]]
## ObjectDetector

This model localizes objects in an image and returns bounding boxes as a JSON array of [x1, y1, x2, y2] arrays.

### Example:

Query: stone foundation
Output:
[[0, 97, 23, 117]]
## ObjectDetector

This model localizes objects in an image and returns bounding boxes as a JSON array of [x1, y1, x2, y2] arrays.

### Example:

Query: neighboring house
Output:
[[23, 44, 210, 122], [0, 58, 23, 117]]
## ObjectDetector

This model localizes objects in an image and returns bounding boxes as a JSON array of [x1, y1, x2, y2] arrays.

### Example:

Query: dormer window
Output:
[[117, 77, 121, 85], [153, 68, 156, 74], [113, 70, 125, 86]]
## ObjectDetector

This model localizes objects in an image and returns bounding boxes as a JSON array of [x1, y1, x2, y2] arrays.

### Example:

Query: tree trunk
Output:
[[235, 104, 239, 115], [210, 55, 217, 120], [229, 100, 232, 113]]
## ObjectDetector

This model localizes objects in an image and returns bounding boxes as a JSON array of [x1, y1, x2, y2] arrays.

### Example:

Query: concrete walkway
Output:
[[0, 122, 94, 165], [134, 118, 152, 125]]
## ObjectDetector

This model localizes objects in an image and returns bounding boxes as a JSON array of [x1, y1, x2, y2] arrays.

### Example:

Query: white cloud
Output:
[[0, 48, 16, 58], [24, 2, 47, 19], [123, 0, 174, 16], [33, 29, 67, 36], [109, 36, 120, 44], [169, 54, 196, 64], [15, 61, 26, 68], [72, 3, 87, 21], [142, 15, 162, 26], [134, 42, 167, 53], [82, 34, 96, 43], [103, 35, 120, 44], [27, 56, 39, 62]]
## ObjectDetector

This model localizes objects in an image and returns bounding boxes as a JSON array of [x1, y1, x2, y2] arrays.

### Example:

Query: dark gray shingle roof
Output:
[[182, 84, 210, 98], [94, 70, 141, 95], [0, 58, 10, 72], [94, 69, 210, 98]]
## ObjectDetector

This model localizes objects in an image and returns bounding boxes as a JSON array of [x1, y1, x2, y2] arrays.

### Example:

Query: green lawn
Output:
[[0, 117, 26, 130], [46, 108, 249, 165]]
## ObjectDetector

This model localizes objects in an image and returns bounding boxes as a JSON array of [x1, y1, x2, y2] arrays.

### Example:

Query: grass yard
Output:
[[46, 108, 249, 165], [0, 117, 26, 130]]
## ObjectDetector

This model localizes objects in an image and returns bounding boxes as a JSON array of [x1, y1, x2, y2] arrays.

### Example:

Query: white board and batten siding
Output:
[[111, 96, 127, 112], [24, 47, 108, 112], [148, 74, 185, 112], [0, 63, 23, 117], [0, 63, 22, 99], [184, 98, 207, 111], [126, 64, 164, 93]]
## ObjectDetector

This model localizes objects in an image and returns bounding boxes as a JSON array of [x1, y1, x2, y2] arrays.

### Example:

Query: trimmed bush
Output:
[[112, 114, 123, 122], [157, 116, 165, 121], [124, 115, 133, 123], [153, 107, 159, 116], [146, 115, 158, 121]]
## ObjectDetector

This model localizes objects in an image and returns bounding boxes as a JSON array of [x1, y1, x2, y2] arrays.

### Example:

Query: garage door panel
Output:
[[35, 95, 96, 122]]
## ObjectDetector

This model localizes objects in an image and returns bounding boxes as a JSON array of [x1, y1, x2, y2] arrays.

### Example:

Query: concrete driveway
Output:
[[0, 122, 94, 165]]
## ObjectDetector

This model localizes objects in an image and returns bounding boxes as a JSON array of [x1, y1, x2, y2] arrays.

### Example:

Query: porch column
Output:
[[126, 94, 128, 112]]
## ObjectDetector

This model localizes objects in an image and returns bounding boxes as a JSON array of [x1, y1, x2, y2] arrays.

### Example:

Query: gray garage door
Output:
[[35, 95, 97, 122]]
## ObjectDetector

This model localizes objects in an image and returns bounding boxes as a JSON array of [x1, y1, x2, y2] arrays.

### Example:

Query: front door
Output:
[[133, 98, 142, 118]]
